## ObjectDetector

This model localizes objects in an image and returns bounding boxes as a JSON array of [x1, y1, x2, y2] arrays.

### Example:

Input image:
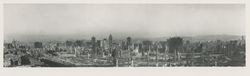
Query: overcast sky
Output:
[[4, 4, 245, 41]]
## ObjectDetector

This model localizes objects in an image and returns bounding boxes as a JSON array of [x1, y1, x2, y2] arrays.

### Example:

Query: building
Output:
[[126, 37, 132, 50], [4, 43, 14, 49], [91, 36, 97, 55], [109, 34, 113, 47], [34, 42, 43, 48], [102, 38, 109, 49], [108, 34, 113, 54]]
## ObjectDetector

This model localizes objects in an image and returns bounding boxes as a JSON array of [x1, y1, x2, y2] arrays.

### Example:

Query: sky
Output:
[[4, 4, 245, 41]]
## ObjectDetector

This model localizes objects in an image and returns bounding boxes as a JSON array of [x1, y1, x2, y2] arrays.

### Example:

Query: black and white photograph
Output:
[[3, 4, 245, 67]]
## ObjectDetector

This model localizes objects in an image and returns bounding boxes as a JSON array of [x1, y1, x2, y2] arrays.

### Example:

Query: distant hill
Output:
[[4, 34, 244, 43], [144, 34, 244, 42], [183, 35, 243, 42]]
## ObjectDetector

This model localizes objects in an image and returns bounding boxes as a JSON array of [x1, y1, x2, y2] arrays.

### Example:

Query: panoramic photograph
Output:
[[3, 4, 245, 67]]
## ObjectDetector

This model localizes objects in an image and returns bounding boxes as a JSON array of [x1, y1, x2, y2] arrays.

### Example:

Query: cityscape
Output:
[[3, 4, 245, 67], [3, 34, 245, 67]]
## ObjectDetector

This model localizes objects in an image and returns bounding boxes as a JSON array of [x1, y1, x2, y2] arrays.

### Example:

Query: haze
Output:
[[4, 4, 245, 41]]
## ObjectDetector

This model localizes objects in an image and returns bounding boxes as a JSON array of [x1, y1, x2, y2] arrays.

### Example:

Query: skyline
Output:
[[4, 4, 245, 41]]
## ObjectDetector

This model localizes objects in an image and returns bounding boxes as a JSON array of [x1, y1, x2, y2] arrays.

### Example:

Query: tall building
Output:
[[127, 37, 132, 46], [91, 36, 96, 46], [4, 43, 14, 49], [138, 43, 144, 56], [96, 40, 102, 55], [126, 37, 132, 50], [66, 40, 73, 47], [242, 35, 245, 41], [109, 34, 113, 46], [102, 38, 108, 49], [108, 34, 113, 53], [142, 40, 152, 51], [121, 41, 126, 50], [34, 42, 43, 48], [97, 40, 101, 47], [12, 40, 18, 48], [91, 36, 96, 55]]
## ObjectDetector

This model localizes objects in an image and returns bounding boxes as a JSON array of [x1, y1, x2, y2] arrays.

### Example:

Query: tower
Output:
[[91, 36, 96, 55], [126, 37, 132, 50], [108, 34, 113, 54], [109, 34, 113, 46]]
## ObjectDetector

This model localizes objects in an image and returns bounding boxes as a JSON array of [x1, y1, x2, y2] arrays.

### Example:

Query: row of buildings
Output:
[[3, 34, 246, 67]]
